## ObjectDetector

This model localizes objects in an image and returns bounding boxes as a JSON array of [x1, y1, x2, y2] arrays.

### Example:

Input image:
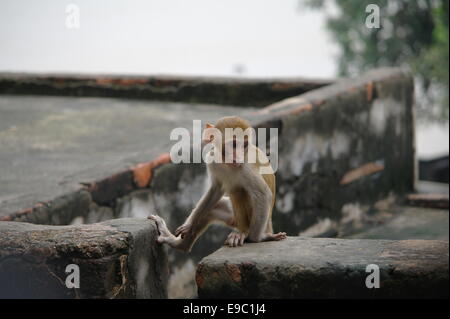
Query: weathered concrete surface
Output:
[[196, 237, 449, 298], [344, 206, 449, 241], [0, 73, 331, 107], [406, 194, 449, 209], [0, 218, 168, 298], [259, 68, 416, 236], [0, 95, 256, 221]]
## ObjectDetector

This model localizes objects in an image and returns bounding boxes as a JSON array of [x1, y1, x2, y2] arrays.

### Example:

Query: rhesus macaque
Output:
[[149, 116, 286, 251]]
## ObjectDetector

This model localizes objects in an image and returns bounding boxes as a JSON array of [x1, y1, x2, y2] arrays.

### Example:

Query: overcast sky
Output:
[[0, 0, 337, 78]]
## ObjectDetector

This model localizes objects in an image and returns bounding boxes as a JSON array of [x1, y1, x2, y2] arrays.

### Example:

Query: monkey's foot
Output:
[[175, 223, 192, 239], [268, 232, 287, 241], [148, 215, 176, 244], [224, 232, 246, 247]]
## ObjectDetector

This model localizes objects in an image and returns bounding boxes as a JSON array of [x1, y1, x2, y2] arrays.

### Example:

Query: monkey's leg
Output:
[[247, 184, 273, 243], [148, 215, 180, 245], [261, 232, 287, 241], [245, 184, 286, 243], [149, 198, 234, 252], [175, 197, 234, 237], [244, 232, 287, 244], [209, 197, 235, 227], [176, 198, 235, 251]]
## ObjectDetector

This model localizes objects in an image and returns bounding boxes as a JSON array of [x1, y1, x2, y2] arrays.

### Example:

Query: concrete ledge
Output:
[[0, 73, 331, 107], [407, 193, 449, 209], [0, 218, 168, 298], [196, 237, 449, 298]]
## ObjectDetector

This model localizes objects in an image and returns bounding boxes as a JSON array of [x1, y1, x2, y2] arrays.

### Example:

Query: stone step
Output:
[[196, 237, 448, 298], [0, 218, 168, 298]]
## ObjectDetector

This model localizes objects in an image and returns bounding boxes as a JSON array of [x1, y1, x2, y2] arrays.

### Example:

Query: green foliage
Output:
[[412, 2, 449, 121], [302, 0, 449, 123]]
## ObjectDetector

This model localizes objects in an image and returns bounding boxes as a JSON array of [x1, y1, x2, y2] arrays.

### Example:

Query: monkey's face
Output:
[[221, 137, 248, 168]]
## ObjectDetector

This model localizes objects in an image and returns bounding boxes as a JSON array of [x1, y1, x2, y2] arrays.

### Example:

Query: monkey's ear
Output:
[[202, 124, 216, 143]]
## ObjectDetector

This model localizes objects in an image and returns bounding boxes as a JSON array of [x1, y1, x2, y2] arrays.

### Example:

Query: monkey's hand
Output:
[[224, 232, 246, 247], [175, 223, 192, 239]]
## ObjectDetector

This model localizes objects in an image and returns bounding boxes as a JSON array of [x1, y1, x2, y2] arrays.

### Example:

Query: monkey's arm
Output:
[[176, 180, 224, 237], [190, 181, 224, 221]]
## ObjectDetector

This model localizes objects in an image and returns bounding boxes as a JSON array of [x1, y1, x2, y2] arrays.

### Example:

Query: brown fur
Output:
[[217, 117, 276, 236]]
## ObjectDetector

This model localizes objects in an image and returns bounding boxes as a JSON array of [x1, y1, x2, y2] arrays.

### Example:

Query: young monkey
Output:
[[149, 116, 286, 251]]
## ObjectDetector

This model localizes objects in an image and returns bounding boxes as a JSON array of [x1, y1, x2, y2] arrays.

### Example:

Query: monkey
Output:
[[149, 116, 286, 252]]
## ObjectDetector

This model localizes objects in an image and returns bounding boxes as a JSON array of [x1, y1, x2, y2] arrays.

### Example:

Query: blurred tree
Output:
[[301, 0, 449, 123]]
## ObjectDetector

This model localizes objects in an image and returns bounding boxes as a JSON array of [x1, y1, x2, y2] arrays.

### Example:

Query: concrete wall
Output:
[[0, 218, 168, 298], [0, 73, 330, 107], [197, 237, 448, 298]]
